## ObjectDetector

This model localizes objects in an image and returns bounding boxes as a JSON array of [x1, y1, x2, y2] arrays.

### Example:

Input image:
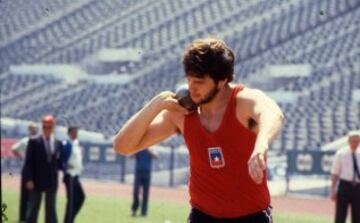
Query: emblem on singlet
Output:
[[208, 147, 225, 168]]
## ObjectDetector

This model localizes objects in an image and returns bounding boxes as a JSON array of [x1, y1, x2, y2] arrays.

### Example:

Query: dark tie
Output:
[[352, 152, 360, 183], [45, 139, 52, 162]]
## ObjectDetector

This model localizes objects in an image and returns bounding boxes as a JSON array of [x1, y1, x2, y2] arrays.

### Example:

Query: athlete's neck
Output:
[[199, 85, 232, 117]]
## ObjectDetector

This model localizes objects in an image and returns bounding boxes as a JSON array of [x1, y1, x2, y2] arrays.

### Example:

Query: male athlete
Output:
[[114, 37, 284, 222]]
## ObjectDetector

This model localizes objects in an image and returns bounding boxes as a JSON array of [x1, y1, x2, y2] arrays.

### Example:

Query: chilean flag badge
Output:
[[208, 147, 225, 168]]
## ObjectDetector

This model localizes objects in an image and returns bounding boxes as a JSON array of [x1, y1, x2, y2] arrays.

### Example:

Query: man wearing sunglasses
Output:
[[23, 115, 64, 223]]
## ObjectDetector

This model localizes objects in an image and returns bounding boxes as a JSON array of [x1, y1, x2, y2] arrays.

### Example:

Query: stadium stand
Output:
[[1, 0, 360, 182]]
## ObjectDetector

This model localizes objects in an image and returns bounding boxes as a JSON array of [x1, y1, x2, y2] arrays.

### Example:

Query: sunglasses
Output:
[[43, 125, 53, 129]]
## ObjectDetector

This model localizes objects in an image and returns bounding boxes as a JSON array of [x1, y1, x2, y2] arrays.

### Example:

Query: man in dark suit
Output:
[[23, 115, 63, 223]]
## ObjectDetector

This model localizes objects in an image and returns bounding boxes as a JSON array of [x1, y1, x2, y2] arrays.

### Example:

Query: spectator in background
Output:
[[131, 149, 158, 217], [23, 115, 63, 223], [62, 126, 85, 223], [11, 123, 38, 223], [331, 131, 360, 223]]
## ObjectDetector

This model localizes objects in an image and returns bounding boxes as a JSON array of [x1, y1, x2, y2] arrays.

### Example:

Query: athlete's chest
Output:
[[198, 112, 224, 133]]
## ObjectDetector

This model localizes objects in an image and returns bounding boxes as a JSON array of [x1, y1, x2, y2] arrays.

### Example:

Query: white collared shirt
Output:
[[331, 146, 360, 182], [11, 136, 29, 153], [11, 135, 38, 164], [12, 136, 30, 166], [42, 134, 55, 154], [66, 139, 83, 177]]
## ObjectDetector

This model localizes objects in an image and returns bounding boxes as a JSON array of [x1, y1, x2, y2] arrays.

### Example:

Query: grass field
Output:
[[2, 189, 332, 223]]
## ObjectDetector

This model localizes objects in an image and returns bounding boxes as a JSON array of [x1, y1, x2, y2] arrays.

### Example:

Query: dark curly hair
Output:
[[182, 37, 235, 83]]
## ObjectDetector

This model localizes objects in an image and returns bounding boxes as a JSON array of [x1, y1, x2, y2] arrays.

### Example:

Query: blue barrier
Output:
[[287, 150, 335, 175], [286, 150, 335, 197]]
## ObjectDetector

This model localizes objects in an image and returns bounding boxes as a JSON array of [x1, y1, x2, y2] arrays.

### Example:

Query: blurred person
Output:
[[113, 37, 284, 222], [62, 126, 85, 223], [23, 115, 63, 223], [331, 131, 360, 223], [131, 149, 158, 217], [11, 123, 39, 223]]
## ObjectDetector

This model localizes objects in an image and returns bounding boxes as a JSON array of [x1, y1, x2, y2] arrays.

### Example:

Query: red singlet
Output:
[[183, 85, 270, 218]]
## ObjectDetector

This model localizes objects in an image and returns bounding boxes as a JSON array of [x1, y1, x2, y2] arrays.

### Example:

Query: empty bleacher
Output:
[[1, 0, 360, 154]]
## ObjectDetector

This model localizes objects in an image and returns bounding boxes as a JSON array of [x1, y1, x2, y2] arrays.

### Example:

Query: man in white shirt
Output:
[[11, 123, 38, 223], [62, 126, 85, 223], [331, 131, 360, 223]]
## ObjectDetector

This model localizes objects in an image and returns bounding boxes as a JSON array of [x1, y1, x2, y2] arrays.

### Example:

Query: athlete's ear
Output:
[[217, 79, 227, 90]]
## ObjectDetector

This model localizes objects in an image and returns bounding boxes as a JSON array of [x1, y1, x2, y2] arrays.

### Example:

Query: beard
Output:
[[197, 85, 219, 105]]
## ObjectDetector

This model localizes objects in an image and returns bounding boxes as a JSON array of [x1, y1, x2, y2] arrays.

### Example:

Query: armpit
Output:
[[248, 118, 257, 130]]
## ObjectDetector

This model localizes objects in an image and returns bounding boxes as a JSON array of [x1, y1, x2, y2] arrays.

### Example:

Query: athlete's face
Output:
[[186, 75, 221, 105]]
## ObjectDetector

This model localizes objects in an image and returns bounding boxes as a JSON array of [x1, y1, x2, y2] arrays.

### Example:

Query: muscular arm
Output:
[[238, 88, 284, 152], [113, 91, 187, 155], [238, 88, 284, 183], [251, 90, 283, 153]]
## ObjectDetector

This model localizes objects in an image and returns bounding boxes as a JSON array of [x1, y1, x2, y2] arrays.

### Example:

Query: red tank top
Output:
[[183, 85, 270, 218]]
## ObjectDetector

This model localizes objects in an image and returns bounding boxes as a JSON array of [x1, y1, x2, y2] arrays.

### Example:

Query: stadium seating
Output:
[[1, 0, 360, 182]]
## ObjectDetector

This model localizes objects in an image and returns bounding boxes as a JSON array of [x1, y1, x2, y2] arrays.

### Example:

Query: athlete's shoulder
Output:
[[235, 85, 265, 99], [167, 110, 186, 121], [235, 86, 260, 110], [165, 110, 186, 133]]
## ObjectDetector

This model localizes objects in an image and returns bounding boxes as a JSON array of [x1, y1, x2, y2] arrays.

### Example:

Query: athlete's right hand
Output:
[[26, 181, 34, 191], [154, 91, 189, 114]]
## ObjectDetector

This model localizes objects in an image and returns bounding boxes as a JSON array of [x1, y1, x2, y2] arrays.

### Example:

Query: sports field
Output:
[[2, 174, 333, 223]]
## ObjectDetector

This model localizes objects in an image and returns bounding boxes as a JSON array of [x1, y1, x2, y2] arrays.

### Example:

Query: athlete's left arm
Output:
[[237, 88, 284, 184]]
